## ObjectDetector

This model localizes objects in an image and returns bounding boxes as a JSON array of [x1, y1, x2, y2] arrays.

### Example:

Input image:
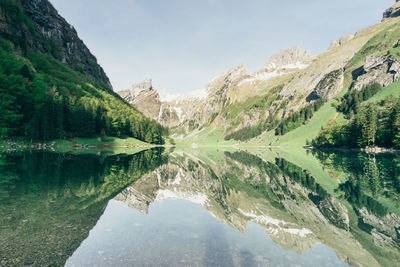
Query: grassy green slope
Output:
[[240, 18, 400, 149], [0, 0, 167, 145], [242, 100, 337, 148], [365, 80, 400, 103]]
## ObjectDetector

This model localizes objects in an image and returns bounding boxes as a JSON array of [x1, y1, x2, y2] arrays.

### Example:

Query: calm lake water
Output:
[[0, 148, 399, 266]]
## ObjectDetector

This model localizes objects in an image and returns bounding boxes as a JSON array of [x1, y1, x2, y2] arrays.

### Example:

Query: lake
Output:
[[0, 148, 399, 266]]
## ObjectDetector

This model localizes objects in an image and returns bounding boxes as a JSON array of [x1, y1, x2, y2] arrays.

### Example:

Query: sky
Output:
[[49, 0, 394, 94]]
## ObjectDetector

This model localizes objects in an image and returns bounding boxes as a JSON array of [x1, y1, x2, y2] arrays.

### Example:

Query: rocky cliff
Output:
[[118, 79, 181, 127], [119, 2, 400, 145], [120, 47, 312, 132], [352, 55, 400, 90], [0, 0, 112, 88], [382, 0, 400, 21]]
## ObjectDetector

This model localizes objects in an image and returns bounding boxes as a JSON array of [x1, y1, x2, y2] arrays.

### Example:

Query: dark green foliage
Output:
[[0, 0, 25, 24], [0, 148, 167, 266], [275, 99, 326, 136], [313, 98, 400, 148], [188, 120, 199, 132], [0, 38, 168, 143], [225, 151, 331, 211], [224, 117, 277, 142], [313, 150, 400, 216], [275, 158, 329, 199], [337, 83, 382, 117], [224, 99, 325, 141]]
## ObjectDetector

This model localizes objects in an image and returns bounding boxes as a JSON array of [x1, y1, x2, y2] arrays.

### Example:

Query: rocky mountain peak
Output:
[[329, 33, 355, 50], [205, 64, 247, 94], [382, 0, 400, 21], [263, 46, 313, 71], [224, 64, 247, 82], [128, 78, 154, 98], [0, 0, 112, 88]]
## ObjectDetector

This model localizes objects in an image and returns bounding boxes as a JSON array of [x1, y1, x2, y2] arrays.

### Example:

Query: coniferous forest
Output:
[[312, 95, 400, 148], [0, 0, 168, 144]]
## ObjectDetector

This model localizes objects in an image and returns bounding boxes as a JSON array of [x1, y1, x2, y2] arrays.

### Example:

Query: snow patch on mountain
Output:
[[156, 189, 208, 205], [238, 61, 309, 86], [159, 88, 208, 103]]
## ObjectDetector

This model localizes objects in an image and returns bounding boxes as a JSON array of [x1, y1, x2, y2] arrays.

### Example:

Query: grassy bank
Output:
[[0, 135, 157, 154]]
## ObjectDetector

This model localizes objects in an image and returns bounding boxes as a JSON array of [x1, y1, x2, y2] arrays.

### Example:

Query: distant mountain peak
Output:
[[128, 78, 154, 98], [263, 46, 313, 71], [329, 33, 355, 50]]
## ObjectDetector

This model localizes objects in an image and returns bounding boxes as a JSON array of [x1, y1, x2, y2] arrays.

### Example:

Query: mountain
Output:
[[0, 0, 166, 144], [0, 0, 111, 88], [120, 1, 400, 147], [114, 150, 400, 266], [0, 149, 167, 266], [120, 46, 311, 130], [118, 79, 181, 128]]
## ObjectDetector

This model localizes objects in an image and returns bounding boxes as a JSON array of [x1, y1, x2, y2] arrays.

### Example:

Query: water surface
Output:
[[0, 148, 399, 266]]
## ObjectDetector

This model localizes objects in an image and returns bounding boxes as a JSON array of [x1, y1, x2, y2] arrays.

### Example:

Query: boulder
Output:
[[353, 55, 400, 90], [382, 1, 400, 21]]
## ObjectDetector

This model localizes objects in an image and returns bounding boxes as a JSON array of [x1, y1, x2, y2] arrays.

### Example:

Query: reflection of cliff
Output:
[[0, 149, 166, 266], [115, 150, 394, 266]]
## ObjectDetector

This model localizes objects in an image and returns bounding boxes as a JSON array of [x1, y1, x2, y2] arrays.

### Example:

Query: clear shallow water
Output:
[[66, 200, 347, 267], [0, 148, 399, 266]]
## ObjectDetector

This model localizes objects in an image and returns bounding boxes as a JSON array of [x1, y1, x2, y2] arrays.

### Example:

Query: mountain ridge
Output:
[[0, 0, 167, 144], [119, 1, 400, 146], [0, 0, 112, 88]]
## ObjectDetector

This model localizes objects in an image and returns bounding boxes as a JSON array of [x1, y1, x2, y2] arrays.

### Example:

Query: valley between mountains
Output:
[[1, 2, 400, 267], [118, 1, 400, 151], [1, 0, 400, 151]]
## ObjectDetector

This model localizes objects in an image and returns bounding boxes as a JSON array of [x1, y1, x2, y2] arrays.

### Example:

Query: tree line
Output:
[[0, 38, 168, 144], [275, 99, 325, 136], [312, 97, 400, 148], [224, 98, 326, 142], [337, 83, 382, 118]]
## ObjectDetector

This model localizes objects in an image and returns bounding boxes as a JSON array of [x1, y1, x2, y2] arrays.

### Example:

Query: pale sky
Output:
[[49, 0, 394, 94]]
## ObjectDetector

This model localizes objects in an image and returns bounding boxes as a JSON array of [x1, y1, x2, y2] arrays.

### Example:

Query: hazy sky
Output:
[[50, 0, 394, 93]]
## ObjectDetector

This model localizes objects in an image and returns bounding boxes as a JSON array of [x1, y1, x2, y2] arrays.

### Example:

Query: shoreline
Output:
[[306, 146, 400, 154]]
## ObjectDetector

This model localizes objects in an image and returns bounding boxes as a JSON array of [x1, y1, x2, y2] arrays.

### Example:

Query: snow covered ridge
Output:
[[155, 189, 208, 205], [238, 209, 313, 238], [238, 61, 309, 86], [159, 88, 208, 103]]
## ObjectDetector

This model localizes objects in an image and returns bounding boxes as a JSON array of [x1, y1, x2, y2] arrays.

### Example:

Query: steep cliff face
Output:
[[0, 0, 167, 143], [119, 79, 162, 119], [382, 0, 400, 21], [118, 79, 180, 127], [120, 47, 311, 132], [352, 55, 400, 90], [119, 2, 400, 145], [0, 0, 111, 88]]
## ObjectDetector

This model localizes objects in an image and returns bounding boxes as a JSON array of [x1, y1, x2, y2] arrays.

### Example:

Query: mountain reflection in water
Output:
[[0, 148, 399, 266]]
